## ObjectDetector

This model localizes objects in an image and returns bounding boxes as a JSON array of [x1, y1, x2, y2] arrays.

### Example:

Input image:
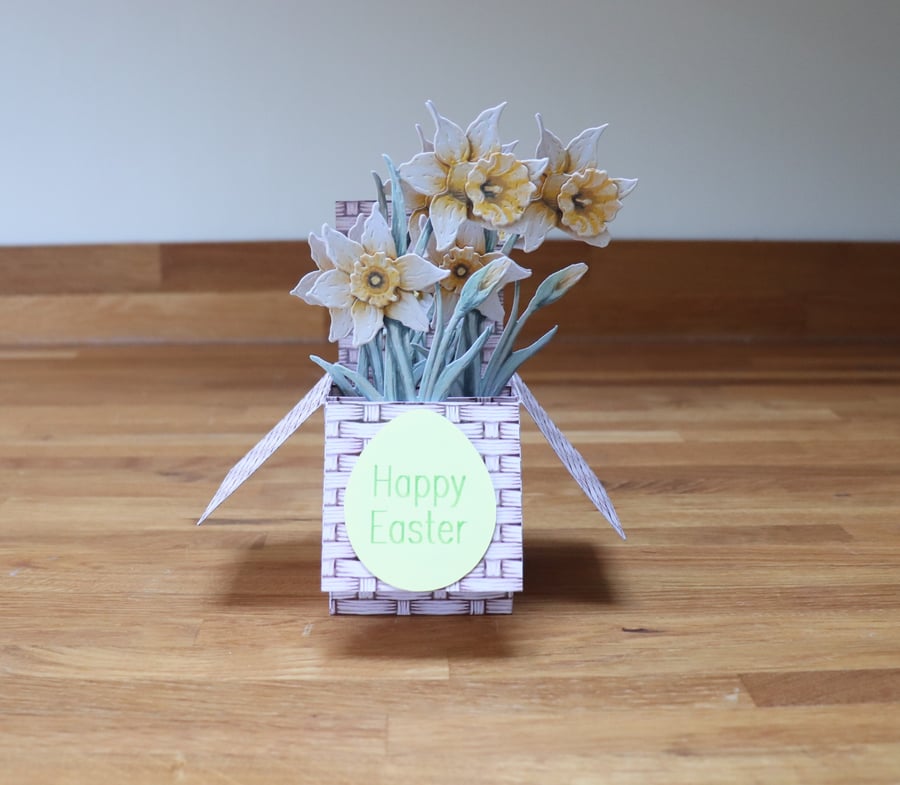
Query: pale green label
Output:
[[343, 409, 497, 592]]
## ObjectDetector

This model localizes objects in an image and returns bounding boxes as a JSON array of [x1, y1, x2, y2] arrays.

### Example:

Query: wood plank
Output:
[[1, 240, 899, 342], [741, 669, 900, 707], [0, 291, 325, 343], [0, 244, 161, 294], [1, 340, 899, 782], [511, 239, 900, 340], [159, 240, 307, 292]]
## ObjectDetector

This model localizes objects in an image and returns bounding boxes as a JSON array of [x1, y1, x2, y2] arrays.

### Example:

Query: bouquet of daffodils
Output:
[[291, 101, 636, 402]]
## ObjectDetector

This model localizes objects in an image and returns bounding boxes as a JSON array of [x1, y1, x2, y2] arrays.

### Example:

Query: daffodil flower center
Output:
[[350, 252, 402, 308], [440, 247, 484, 293], [557, 169, 621, 238], [465, 152, 535, 227]]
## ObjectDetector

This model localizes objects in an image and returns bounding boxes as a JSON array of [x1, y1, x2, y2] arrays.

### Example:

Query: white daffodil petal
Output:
[[347, 212, 367, 243], [360, 208, 397, 257], [408, 211, 426, 249], [497, 255, 532, 285], [290, 269, 322, 305], [400, 180, 429, 215], [455, 220, 486, 253], [430, 193, 468, 251], [322, 224, 364, 274], [386, 289, 431, 333], [395, 253, 449, 290], [614, 177, 639, 199], [512, 202, 558, 253], [575, 228, 612, 248], [426, 100, 470, 166], [309, 229, 333, 271], [524, 157, 548, 182], [440, 290, 459, 325], [567, 124, 608, 171], [351, 300, 383, 346], [466, 102, 506, 159], [398, 152, 447, 196], [309, 269, 354, 309], [419, 289, 435, 312], [535, 114, 567, 171], [424, 224, 440, 263], [327, 306, 353, 342], [477, 291, 506, 323], [415, 123, 434, 153]]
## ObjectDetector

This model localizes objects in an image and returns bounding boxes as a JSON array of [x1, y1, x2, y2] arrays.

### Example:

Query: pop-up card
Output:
[[199, 102, 636, 615]]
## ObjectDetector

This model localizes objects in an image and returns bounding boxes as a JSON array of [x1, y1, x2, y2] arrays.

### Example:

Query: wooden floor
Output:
[[2, 340, 899, 784]]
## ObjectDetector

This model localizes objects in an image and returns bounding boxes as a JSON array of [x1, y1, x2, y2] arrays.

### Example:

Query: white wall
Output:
[[2, 0, 899, 245]]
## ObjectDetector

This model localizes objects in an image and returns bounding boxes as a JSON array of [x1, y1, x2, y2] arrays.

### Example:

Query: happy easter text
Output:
[[367, 464, 469, 545]]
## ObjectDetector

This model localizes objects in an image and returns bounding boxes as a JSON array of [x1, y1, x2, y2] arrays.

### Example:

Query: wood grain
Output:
[[0, 291, 325, 343], [159, 241, 304, 292], [2, 240, 899, 343], [0, 244, 161, 295], [1, 340, 899, 783], [741, 669, 900, 707]]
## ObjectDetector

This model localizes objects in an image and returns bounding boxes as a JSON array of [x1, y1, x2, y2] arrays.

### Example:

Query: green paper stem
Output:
[[500, 232, 519, 255], [419, 286, 447, 400], [383, 154, 407, 256], [480, 265, 585, 395], [479, 280, 521, 395], [372, 171, 389, 225], [386, 319, 416, 400], [425, 314, 465, 399], [427, 323, 494, 402], [363, 339, 384, 392], [462, 311, 483, 396], [309, 355, 384, 401], [413, 218, 433, 256], [382, 330, 397, 401], [482, 325, 558, 397], [412, 358, 427, 386]]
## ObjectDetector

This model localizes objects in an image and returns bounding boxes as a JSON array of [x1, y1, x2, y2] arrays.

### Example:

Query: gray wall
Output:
[[2, 0, 899, 244]]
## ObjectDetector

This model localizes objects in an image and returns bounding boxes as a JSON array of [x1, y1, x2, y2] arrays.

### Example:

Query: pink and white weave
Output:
[[321, 396, 522, 615]]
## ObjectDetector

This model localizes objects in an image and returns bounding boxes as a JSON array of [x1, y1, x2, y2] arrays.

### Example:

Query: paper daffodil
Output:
[[399, 102, 546, 250], [297, 209, 448, 346], [411, 218, 531, 323], [508, 115, 637, 252], [289, 101, 637, 402]]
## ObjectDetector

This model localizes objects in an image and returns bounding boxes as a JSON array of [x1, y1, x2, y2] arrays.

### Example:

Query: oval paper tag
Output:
[[343, 409, 497, 592]]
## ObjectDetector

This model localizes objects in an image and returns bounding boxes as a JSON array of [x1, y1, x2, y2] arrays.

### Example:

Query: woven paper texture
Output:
[[322, 396, 522, 615]]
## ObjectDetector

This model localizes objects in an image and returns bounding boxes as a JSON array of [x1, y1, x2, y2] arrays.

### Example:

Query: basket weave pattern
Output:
[[322, 396, 522, 615]]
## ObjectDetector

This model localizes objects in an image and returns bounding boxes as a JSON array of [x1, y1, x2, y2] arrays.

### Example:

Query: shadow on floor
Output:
[[217, 534, 516, 657], [220, 534, 616, 607], [218, 533, 321, 608], [217, 532, 616, 658], [520, 538, 618, 606]]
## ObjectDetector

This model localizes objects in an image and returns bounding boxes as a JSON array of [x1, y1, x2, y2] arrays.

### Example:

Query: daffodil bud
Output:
[[529, 263, 588, 310], [455, 257, 512, 317]]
